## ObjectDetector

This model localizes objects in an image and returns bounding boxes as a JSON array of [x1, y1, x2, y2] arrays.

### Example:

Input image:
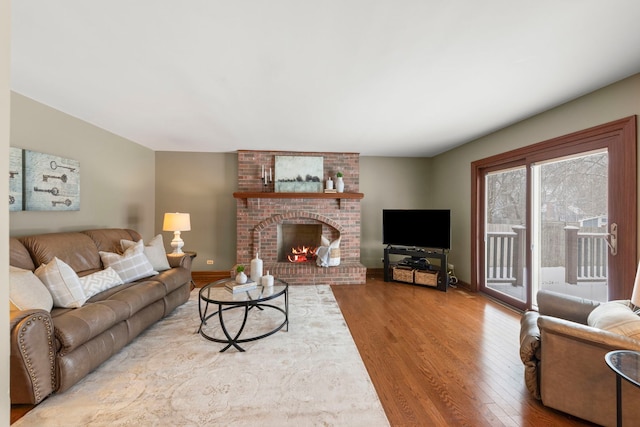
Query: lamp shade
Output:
[[631, 261, 640, 308], [162, 213, 191, 232]]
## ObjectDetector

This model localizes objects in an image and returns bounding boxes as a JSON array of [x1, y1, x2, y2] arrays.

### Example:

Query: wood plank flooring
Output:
[[12, 275, 596, 426], [331, 277, 595, 426]]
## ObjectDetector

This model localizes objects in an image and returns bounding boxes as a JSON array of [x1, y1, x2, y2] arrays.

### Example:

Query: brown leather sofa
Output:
[[520, 290, 640, 426], [9, 228, 192, 405]]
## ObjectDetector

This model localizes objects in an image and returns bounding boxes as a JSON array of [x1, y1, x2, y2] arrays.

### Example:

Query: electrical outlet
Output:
[[206, 259, 214, 265]]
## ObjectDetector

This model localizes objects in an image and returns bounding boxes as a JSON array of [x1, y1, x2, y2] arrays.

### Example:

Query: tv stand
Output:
[[383, 246, 448, 292]]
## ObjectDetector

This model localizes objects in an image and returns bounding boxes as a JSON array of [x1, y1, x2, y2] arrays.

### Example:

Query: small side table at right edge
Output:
[[605, 350, 640, 427]]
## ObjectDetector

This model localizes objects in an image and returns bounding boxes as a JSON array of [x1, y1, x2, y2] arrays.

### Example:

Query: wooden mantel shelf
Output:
[[233, 192, 364, 200], [233, 191, 364, 209]]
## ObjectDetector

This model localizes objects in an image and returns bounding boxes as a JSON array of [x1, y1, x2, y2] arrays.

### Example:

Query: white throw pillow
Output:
[[9, 266, 54, 312], [121, 234, 170, 272], [316, 236, 341, 267], [35, 257, 87, 308], [79, 267, 124, 299], [100, 240, 158, 283]]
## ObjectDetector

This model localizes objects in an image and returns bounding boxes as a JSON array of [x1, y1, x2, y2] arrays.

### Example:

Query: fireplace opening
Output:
[[277, 224, 322, 263]]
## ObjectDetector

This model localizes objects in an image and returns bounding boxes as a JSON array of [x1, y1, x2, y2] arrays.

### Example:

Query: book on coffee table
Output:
[[225, 280, 257, 293]]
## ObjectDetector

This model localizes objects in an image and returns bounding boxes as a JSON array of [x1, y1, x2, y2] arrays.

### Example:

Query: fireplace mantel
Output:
[[233, 192, 364, 200], [233, 191, 363, 209]]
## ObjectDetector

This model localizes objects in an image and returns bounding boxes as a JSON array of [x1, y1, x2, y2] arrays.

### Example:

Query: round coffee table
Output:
[[605, 350, 640, 427], [198, 278, 289, 352]]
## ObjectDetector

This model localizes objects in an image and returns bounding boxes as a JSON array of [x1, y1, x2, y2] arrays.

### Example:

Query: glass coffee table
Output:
[[198, 278, 288, 352], [605, 350, 640, 427]]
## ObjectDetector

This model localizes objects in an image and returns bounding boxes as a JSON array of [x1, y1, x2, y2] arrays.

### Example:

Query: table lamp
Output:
[[163, 212, 191, 255]]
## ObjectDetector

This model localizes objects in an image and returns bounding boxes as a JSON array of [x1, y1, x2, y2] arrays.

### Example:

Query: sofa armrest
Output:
[[537, 315, 640, 425], [167, 253, 193, 270], [538, 314, 640, 350], [520, 310, 541, 399], [10, 309, 57, 404], [537, 290, 600, 324]]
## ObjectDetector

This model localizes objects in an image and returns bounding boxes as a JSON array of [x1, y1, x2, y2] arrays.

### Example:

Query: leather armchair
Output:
[[520, 290, 640, 426]]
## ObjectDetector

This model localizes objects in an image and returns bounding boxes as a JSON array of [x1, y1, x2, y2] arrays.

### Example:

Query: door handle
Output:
[[605, 223, 618, 256]]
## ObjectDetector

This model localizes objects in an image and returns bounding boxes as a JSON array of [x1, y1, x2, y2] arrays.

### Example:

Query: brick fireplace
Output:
[[234, 150, 366, 285]]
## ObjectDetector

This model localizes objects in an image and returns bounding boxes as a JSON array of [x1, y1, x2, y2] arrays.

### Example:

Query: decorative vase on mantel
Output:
[[335, 173, 344, 193]]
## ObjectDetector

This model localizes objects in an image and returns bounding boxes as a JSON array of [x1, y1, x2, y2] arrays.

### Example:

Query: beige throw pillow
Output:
[[79, 267, 124, 298], [100, 239, 157, 283], [121, 234, 170, 272], [35, 257, 87, 308], [587, 300, 640, 340], [9, 266, 54, 312]]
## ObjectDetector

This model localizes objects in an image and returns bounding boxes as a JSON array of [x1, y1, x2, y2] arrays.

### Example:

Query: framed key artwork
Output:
[[9, 147, 23, 211], [24, 150, 80, 211]]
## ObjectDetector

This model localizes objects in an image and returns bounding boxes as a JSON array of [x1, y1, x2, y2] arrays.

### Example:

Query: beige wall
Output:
[[154, 153, 432, 271], [430, 73, 640, 285], [359, 156, 431, 266], [155, 152, 238, 271], [1, 0, 10, 422], [9, 93, 156, 239]]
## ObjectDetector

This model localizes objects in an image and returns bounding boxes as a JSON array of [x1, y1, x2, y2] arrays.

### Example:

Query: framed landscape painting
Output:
[[274, 155, 323, 193]]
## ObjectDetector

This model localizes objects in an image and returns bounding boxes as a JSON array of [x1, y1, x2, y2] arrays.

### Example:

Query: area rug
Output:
[[13, 285, 389, 426]]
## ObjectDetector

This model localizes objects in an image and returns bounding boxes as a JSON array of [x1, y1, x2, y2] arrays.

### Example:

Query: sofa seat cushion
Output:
[[52, 300, 132, 353], [52, 280, 167, 353], [103, 280, 167, 318], [151, 267, 191, 294], [587, 300, 640, 339]]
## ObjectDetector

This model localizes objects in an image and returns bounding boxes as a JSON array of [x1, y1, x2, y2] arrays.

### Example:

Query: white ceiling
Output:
[[11, 1, 640, 157]]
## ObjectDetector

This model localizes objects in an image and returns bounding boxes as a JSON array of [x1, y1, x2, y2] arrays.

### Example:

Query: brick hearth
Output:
[[235, 150, 366, 285]]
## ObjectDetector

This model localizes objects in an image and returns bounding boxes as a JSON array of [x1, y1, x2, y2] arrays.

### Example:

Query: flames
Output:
[[287, 245, 318, 263]]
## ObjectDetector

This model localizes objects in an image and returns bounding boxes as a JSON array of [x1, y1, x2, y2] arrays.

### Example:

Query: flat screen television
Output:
[[382, 209, 451, 250]]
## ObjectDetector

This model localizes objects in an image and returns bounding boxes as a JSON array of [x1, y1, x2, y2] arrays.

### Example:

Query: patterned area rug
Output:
[[14, 285, 389, 426]]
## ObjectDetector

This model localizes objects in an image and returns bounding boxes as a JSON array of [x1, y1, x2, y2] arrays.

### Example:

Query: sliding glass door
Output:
[[472, 117, 636, 310]]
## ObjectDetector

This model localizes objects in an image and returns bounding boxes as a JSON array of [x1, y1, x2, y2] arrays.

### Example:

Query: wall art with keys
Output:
[[9, 147, 23, 211], [24, 150, 80, 211]]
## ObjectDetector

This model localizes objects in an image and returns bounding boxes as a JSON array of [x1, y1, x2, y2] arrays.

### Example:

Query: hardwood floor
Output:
[[331, 276, 595, 427], [12, 275, 596, 426]]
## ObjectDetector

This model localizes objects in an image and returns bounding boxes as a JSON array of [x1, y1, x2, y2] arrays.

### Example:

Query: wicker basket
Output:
[[415, 270, 438, 287], [393, 267, 414, 283]]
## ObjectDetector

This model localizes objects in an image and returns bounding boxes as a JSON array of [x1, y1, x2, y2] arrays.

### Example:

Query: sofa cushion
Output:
[[152, 266, 192, 294], [587, 300, 640, 339], [10, 237, 36, 271], [9, 266, 53, 312], [35, 257, 87, 308], [99, 240, 157, 283], [20, 232, 102, 275], [121, 234, 170, 272], [79, 267, 124, 299], [82, 228, 141, 254], [52, 299, 132, 353]]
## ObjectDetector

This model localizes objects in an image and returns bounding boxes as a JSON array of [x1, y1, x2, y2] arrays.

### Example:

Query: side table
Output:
[[605, 350, 640, 427]]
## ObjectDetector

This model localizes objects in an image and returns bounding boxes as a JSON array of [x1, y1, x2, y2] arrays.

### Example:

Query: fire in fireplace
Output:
[[278, 224, 322, 263], [287, 245, 317, 263]]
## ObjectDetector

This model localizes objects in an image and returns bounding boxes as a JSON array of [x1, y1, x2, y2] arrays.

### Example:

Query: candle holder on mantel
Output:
[[261, 165, 273, 192]]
